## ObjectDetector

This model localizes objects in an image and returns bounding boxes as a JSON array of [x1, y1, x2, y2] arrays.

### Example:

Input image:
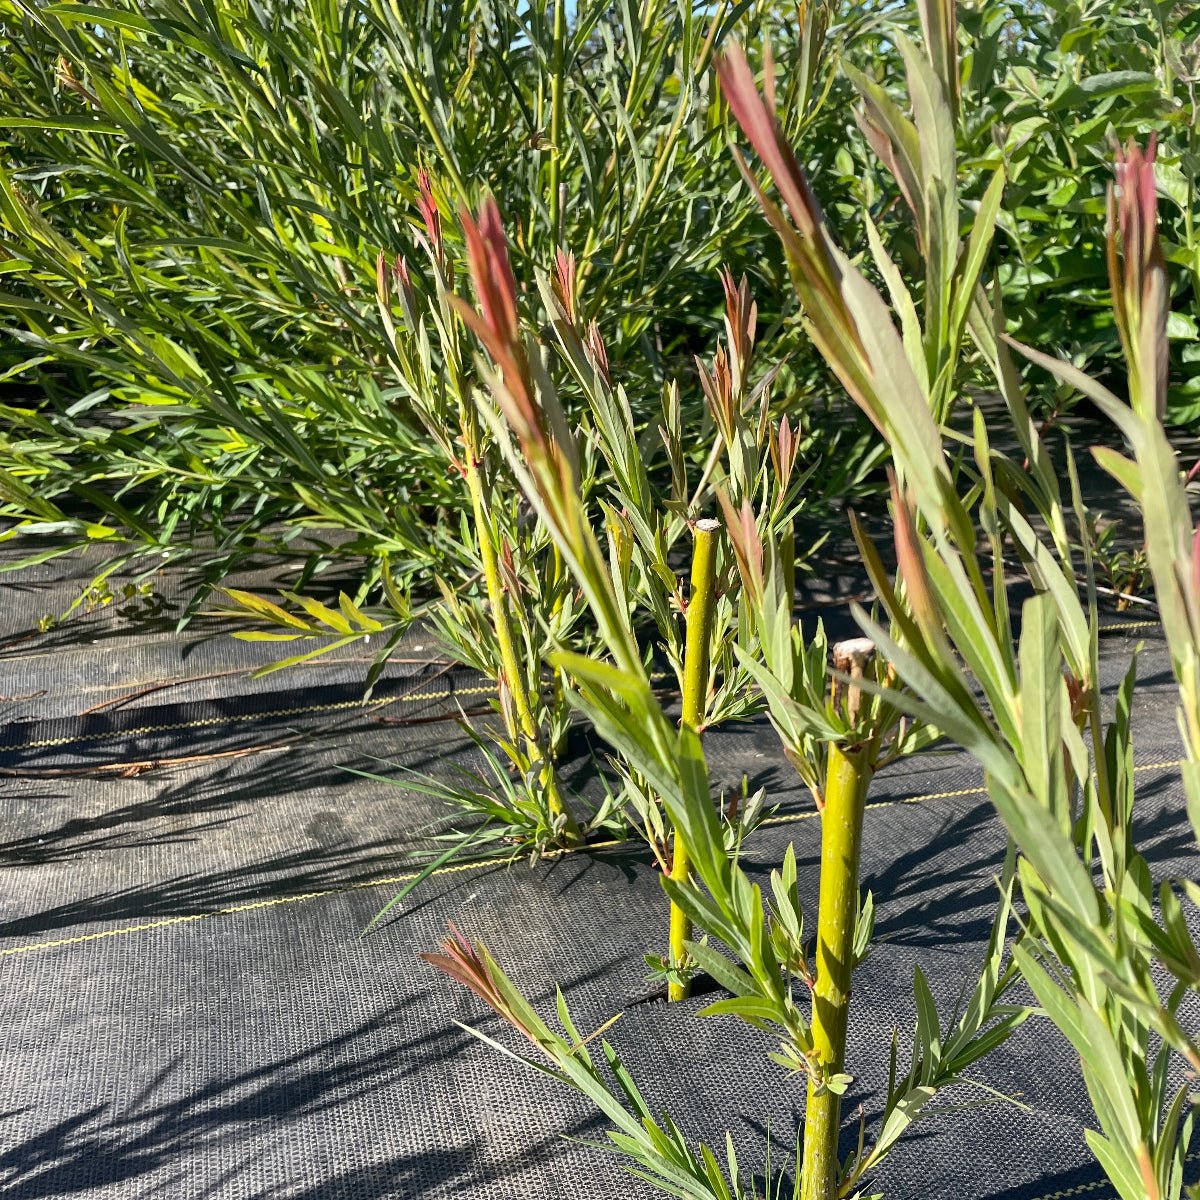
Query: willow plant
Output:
[[708, 12, 1011, 1174], [408, 179, 580, 844], [999, 140, 1200, 1198], [425, 831, 1021, 1200], [217, 179, 809, 877], [219, 170, 590, 856], [717, 495, 936, 1196], [424, 513, 1026, 1196], [720, 2, 1200, 1192], [849, 155, 1200, 1200], [426, 171, 1033, 1194], [538, 244, 815, 970], [423, 552, 1025, 1196], [454, 194, 780, 992]]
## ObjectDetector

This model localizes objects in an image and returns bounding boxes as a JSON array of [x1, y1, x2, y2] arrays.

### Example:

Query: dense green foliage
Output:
[[0, 0, 1196, 617], [0, 0, 848, 603], [958, 2, 1200, 416]]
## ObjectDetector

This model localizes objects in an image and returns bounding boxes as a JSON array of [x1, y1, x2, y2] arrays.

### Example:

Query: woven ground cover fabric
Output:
[[0, 548, 1194, 1199]]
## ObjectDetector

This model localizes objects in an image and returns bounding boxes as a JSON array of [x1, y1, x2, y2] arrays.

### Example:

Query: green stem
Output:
[[547, 540, 570, 758], [801, 740, 870, 1200], [547, 0, 567, 244], [399, 74, 468, 202], [669, 518, 720, 1001], [463, 442, 580, 845]]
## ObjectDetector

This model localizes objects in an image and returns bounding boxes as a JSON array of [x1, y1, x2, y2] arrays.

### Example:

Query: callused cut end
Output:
[[832, 638, 876, 726], [832, 637, 875, 671]]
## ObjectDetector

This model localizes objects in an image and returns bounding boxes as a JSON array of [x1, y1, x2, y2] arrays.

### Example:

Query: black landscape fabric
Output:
[[0, 547, 1194, 1200]]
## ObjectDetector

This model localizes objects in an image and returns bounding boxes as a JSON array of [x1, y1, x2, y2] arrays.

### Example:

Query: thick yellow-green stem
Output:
[[801, 740, 870, 1200], [669, 518, 720, 1001], [463, 444, 580, 844]]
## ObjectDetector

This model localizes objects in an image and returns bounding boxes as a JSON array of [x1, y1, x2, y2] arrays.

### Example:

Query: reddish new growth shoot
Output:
[[770, 415, 799, 497], [551, 248, 578, 325], [714, 45, 850, 327], [717, 491, 764, 605], [720, 266, 757, 389], [456, 198, 581, 517], [420, 923, 543, 1047], [455, 199, 544, 453], [584, 320, 610, 387], [416, 168, 445, 268], [1108, 137, 1167, 419]]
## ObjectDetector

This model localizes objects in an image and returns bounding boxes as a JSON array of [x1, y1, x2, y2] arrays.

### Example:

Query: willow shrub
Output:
[[423, 8, 1033, 1196], [426, 171, 1026, 1195]]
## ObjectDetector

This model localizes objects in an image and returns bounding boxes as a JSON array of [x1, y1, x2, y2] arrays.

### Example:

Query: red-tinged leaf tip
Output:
[[719, 266, 757, 377], [699, 345, 735, 441], [855, 108, 924, 238], [1110, 136, 1167, 417], [715, 44, 825, 240], [552, 248, 577, 324], [422, 924, 546, 1049], [717, 489, 763, 600], [1114, 136, 1160, 287], [375, 249, 389, 303], [456, 201, 550, 454], [423, 923, 504, 1002], [717, 46, 856, 354], [479, 198, 519, 340], [770, 416, 798, 492], [387, 255, 415, 319], [420, 923, 497, 1007], [416, 168, 443, 260], [460, 197, 519, 350], [780, 414, 795, 469], [1116, 136, 1157, 229], [889, 473, 939, 636]]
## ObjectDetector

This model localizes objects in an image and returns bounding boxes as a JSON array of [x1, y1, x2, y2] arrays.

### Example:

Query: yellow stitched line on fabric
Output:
[[760, 757, 1185, 827], [8, 672, 678, 752], [8, 685, 498, 750], [1097, 620, 1160, 633], [0, 759, 1183, 960], [0, 841, 621, 959], [1027, 1179, 1111, 1200], [762, 783, 986, 825]]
